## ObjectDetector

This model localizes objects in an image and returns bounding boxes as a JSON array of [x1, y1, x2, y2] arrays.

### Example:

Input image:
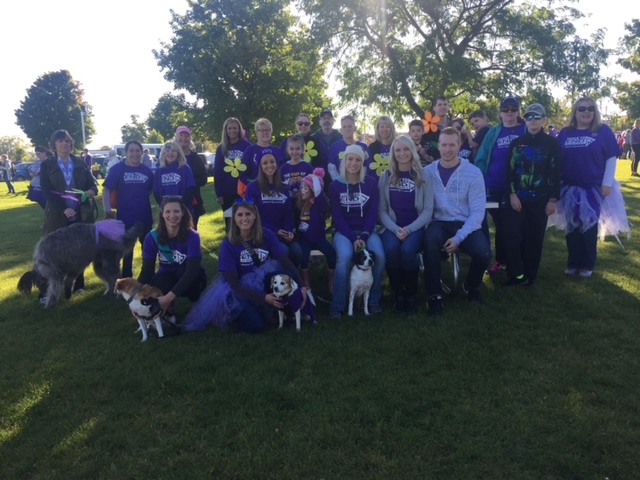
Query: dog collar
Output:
[[126, 285, 143, 305], [355, 265, 370, 271]]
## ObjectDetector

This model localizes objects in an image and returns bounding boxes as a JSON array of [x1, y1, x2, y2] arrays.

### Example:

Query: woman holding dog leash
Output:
[[184, 200, 304, 334], [39, 129, 98, 295], [329, 144, 385, 319]]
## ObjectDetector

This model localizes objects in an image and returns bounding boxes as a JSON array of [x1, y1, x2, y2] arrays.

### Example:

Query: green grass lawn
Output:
[[1, 168, 639, 480]]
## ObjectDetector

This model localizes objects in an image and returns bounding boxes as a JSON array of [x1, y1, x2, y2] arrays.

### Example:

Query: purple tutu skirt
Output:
[[94, 219, 126, 242], [184, 260, 281, 331], [547, 181, 630, 241]]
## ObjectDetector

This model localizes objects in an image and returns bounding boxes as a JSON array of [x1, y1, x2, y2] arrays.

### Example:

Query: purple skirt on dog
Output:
[[95, 219, 126, 242]]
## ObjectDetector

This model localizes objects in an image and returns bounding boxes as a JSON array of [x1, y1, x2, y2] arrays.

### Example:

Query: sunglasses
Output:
[[501, 108, 518, 113], [235, 198, 255, 205], [164, 144, 173, 151], [577, 106, 596, 113], [297, 121, 311, 127], [524, 114, 544, 121]]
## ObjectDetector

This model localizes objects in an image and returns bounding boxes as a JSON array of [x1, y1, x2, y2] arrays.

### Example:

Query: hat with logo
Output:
[[524, 103, 546, 117]]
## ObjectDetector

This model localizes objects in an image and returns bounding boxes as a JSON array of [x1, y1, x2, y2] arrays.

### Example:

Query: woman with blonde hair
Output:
[[367, 115, 396, 178], [153, 140, 196, 216], [378, 136, 433, 313]]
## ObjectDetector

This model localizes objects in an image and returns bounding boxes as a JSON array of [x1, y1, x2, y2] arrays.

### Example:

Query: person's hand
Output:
[[265, 293, 284, 309], [545, 201, 557, 216], [105, 211, 116, 220], [278, 230, 294, 242], [396, 228, 409, 241], [510, 193, 522, 212], [85, 190, 95, 199], [353, 239, 365, 251], [63, 208, 76, 219], [601, 185, 612, 197], [158, 292, 176, 313], [443, 237, 459, 253]]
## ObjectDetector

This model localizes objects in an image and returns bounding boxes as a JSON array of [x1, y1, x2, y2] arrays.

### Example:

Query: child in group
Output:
[[409, 119, 433, 167], [280, 135, 314, 195], [297, 168, 336, 293]]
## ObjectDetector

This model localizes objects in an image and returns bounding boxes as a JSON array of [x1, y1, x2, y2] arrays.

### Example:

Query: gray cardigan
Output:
[[378, 168, 434, 234]]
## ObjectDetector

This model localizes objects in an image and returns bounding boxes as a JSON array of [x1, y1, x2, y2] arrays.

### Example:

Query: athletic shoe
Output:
[[427, 296, 444, 316], [503, 276, 528, 287], [486, 262, 506, 275], [564, 267, 578, 276], [73, 288, 85, 295], [39, 297, 48, 305], [578, 269, 593, 278]]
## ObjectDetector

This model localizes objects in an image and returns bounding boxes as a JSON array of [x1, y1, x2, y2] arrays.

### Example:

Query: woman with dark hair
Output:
[[26, 146, 51, 208], [39, 130, 98, 294], [153, 140, 196, 217], [451, 118, 473, 162], [102, 140, 154, 277], [138, 197, 206, 317], [378, 136, 433, 313], [213, 117, 252, 223], [184, 200, 303, 334], [550, 97, 628, 277]]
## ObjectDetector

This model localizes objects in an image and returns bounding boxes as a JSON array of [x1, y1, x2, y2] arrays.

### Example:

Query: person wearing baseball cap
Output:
[[311, 108, 343, 149], [475, 95, 527, 275], [503, 102, 561, 287], [175, 126, 208, 228]]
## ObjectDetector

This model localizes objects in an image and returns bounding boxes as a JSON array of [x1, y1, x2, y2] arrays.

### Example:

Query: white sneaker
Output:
[[39, 297, 48, 305], [74, 288, 85, 295], [578, 269, 593, 278], [564, 268, 577, 276]]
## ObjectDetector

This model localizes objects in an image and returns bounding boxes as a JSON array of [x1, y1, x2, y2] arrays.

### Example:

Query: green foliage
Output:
[[120, 115, 148, 142], [0, 136, 34, 162], [146, 93, 188, 140], [615, 20, 640, 119], [14, 70, 95, 149], [615, 80, 640, 121], [145, 129, 165, 144], [154, 0, 330, 138], [301, 0, 610, 118]]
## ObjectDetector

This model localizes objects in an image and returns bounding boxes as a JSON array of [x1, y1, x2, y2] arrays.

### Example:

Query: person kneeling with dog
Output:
[[138, 197, 206, 321], [184, 200, 305, 334]]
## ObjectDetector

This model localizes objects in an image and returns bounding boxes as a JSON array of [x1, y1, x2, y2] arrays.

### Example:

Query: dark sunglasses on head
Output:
[[297, 121, 311, 126], [577, 106, 596, 113], [235, 198, 255, 205], [164, 144, 173, 150], [524, 114, 544, 121], [501, 107, 518, 113]]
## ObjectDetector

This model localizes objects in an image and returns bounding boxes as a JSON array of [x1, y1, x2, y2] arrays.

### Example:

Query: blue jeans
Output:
[[423, 221, 491, 296], [566, 225, 598, 271], [299, 237, 336, 269], [380, 229, 424, 270], [279, 238, 302, 267], [331, 231, 385, 312]]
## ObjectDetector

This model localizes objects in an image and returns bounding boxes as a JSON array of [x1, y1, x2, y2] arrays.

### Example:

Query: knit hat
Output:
[[343, 144, 368, 161], [302, 168, 325, 198]]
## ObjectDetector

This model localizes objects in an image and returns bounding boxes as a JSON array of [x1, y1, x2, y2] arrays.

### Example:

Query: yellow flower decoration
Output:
[[223, 157, 247, 178], [369, 153, 389, 176], [304, 140, 318, 163], [422, 112, 441, 133]]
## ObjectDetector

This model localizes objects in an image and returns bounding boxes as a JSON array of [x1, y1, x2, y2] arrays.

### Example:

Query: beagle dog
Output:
[[348, 248, 375, 316], [115, 277, 176, 342], [270, 273, 304, 331]]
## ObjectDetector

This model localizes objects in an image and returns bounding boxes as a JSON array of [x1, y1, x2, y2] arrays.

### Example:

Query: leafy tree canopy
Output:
[[0, 136, 34, 163], [615, 19, 640, 121], [15, 70, 95, 149], [120, 115, 148, 142], [146, 93, 190, 140], [301, 0, 610, 120], [154, 0, 330, 139]]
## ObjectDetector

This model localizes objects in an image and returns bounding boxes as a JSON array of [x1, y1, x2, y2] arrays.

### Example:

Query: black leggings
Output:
[[632, 145, 640, 174]]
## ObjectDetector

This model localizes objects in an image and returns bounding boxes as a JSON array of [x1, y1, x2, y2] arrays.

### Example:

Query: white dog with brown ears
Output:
[[270, 273, 305, 331], [115, 277, 177, 342]]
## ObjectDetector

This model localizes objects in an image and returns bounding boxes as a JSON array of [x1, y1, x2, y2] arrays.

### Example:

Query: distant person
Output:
[[311, 109, 343, 149], [175, 126, 207, 228], [26, 146, 50, 208], [547, 125, 559, 138], [0, 154, 16, 194], [622, 129, 632, 159], [141, 148, 152, 168], [630, 119, 640, 177], [81, 148, 92, 168], [469, 110, 491, 160], [106, 149, 120, 170]]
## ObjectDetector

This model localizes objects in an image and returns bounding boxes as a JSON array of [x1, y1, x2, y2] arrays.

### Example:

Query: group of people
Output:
[[26, 94, 630, 332], [618, 121, 640, 177]]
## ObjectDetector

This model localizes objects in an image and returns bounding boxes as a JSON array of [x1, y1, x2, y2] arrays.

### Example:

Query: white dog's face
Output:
[[271, 274, 298, 298]]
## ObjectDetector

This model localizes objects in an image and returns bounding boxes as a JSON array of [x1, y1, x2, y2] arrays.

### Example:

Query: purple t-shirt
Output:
[[366, 142, 392, 179], [213, 140, 251, 198], [557, 125, 621, 187], [280, 161, 314, 194], [218, 229, 286, 278], [240, 144, 285, 185], [142, 229, 202, 274], [104, 162, 154, 227], [459, 143, 473, 161], [246, 181, 295, 233], [389, 171, 418, 227], [297, 193, 328, 243], [438, 161, 460, 188], [153, 163, 196, 199], [328, 140, 372, 173], [485, 124, 527, 191]]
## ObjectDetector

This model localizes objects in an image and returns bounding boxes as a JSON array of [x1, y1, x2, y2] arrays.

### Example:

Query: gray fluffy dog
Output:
[[18, 220, 142, 308]]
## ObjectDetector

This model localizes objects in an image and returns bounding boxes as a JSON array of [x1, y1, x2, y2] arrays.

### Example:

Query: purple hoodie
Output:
[[329, 175, 379, 243]]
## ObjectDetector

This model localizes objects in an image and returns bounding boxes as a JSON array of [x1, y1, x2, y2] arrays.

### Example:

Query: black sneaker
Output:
[[427, 296, 444, 316], [503, 276, 528, 287], [467, 288, 484, 304], [405, 296, 418, 314]]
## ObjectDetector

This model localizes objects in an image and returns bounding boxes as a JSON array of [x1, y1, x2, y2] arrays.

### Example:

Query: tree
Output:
[[154, 0, 329, 138], [615, 19, 640, 120], [0, 136, 33, 162], [146, 129, 165, 143], [146, 93, 188, 140], [301, 0, 610, 120], [120, 115, 148, 142], [15, 70, 95, 149]]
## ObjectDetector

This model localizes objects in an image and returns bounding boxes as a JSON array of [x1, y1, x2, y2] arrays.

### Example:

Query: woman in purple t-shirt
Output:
[[138, 197, 206, 320], [553, 97, 626, 277], [184, 201, 303, 334], [153, 140, 196, 215]]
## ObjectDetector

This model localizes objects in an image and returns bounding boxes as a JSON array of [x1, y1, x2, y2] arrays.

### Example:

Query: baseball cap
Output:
[[320, 109, 333, 118], [500, 96, 520, 109], [524, 103, 546, 117], [175, 126, 192, 135]]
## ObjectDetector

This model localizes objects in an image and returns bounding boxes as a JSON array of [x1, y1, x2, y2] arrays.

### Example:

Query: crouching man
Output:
[[423, 127, 491, 316]]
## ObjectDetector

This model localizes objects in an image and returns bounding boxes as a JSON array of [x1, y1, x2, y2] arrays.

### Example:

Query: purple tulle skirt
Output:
[[547, 181, 631, 241], [95, 219, 126, 242], [184, 260, 281, 331]]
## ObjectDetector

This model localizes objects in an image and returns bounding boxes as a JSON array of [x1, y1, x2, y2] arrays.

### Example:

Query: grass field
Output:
[[1, 167, 639, 480]]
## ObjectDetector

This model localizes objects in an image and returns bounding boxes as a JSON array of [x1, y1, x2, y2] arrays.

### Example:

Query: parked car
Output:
[[12, 163, 34, 181]]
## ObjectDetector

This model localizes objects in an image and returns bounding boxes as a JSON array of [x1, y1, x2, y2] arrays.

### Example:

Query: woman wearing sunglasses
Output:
[[550, 97, 628, 278]]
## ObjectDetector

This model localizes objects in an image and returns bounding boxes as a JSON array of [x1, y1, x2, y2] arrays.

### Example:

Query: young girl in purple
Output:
[[184, 201, 303, 334], [246, 151, 302, 266], [138, 197, 206, 321], [329, 144, 385, 319], [297, 168, 336, 292], [280, 135, 314, 195], [102, 140, 154, 277], [213, 117, 252, 225], [328, 115, 372, 181], [549, 97, 628, 277], [367, 116, 396, 179], [153, 140, 196, 216]]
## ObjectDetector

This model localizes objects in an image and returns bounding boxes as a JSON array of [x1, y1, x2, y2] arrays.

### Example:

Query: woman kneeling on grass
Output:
[[138, 197, 206, 320], [184, 200, 305, 334]]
